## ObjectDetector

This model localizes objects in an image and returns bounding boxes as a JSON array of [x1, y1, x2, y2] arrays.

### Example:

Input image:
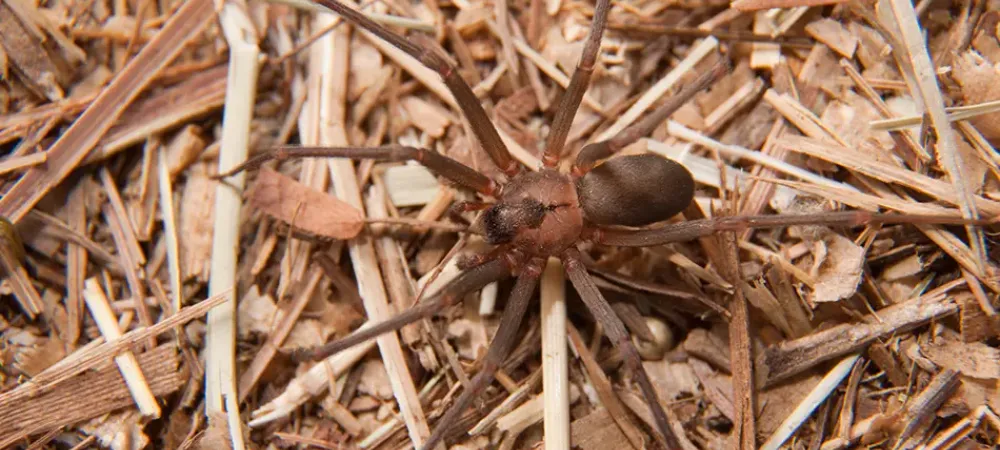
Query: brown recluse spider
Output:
[[218, 0, 994, 448]]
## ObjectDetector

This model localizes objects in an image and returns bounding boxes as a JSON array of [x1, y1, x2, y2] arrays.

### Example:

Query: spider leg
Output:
[[421, 258, 544, 450], [298, 257, 513, 362], [562, 248, 682, 449], [590, 210, 996, 247], [216, 145, 498, 196], [572, 58, 729, 176], [311, 0, 519, 176], [540, 0, 611, 167]]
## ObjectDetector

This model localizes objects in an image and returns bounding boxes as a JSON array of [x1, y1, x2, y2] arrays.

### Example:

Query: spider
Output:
[[219, 0, 992, 448]]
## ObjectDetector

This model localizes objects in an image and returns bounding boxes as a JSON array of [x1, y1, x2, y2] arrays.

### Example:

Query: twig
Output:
[[760, 354, 862, 450], [249, 322, 378, 426], [869, 99, 1000, 131], [156, 148, 183, 313], [540, 257, 569, 450], [205, 4, 260, 450], [82, 278, 160, 417], [595, 37, 719, 142], [760, 279, 966, 385], [0, 152, 46, 175], [566, 322, 646, 449], [887, 0, 987, 277], [715, 231, 756, 449], [237, 268, 323, 402]]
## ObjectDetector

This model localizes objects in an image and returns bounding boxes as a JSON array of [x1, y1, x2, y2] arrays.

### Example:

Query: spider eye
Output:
[[577, 154, 694, 227]]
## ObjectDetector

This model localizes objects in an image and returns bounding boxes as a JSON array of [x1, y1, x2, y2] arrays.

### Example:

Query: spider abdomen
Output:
[[577, 153, 695, 227]]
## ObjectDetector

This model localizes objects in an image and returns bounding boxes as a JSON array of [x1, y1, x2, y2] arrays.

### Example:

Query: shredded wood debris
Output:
[[0, 0, 998, 449]]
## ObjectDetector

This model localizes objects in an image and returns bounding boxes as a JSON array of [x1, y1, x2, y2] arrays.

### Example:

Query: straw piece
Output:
[[205, 5, 261, 450], [760, 354, 861, 450], [248, 322, 378, 426], [81, 278, 160, 417], [540, 258, 569, 450], [156, 150, 183, 313], [595, 37, 719, 142], [316, 8, 436, 446], [887, 0, 987, 276]]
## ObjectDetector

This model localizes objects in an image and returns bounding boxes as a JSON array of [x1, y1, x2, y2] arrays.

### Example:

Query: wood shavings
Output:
[[78, 410, 148, 450], [920, 333, 1000, 380], [248, 167, 364, 239], [237, 285, 277, 338], [400, 96, 452, 138], [447, 316, 489, 360], [807, 233, 866, 304], [570, 407, 633, 450], [805, 18, 858, 59], [178, 166, 216, 282], [951, 51, 1000, 142], [0, 345, 185, 448], [383, 164, 441, 207], [0, 2, 73, 101]]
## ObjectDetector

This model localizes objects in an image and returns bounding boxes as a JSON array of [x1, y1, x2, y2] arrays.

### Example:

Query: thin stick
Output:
[[82, 278, 160, 417], [593, 37, 719, 142], [0, 219, 42, 317], [205, 5, 259, 450], [664, 121, 859, 194], [0, 152, 46, 175], [318, 6, 436, 445], [565, 322, 647, 449], [888, 0, 986, 276], [156, 148, 183, 313], [870, 99, 1000, 131], [760, 354, 862, 450], [249, 321, 378, 427], [238, 268, 323, 403], [716, 231, 756, 449], [540, 257, 569, 450]]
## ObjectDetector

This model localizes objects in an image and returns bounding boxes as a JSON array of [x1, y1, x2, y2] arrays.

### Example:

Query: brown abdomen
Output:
[[577, 154, 694, 227]]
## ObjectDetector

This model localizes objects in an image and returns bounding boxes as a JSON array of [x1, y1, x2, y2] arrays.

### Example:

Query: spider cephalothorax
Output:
[[481, 170, 583, 253]]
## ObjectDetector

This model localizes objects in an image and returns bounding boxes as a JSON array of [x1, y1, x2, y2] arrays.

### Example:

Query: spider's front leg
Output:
[[572, 58, 729, 176], [562, 248, 682, 449], [215, 145, 499, 196], [311, 0, 520, 176], [541, 0, 611, 167]]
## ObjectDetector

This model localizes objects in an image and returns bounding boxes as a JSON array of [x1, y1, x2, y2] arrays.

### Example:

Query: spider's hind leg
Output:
[[563, 248, 684, 449], [419, 258, 544, 450], [298, 256, 514, 362]]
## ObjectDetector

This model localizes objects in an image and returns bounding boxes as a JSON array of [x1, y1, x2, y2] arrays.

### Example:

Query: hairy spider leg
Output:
[[420, 258, 544, 450], [541, 0, 612, 167], [299, 257, 513, 361], [312, 0, 520, 176], [215, 145, 498, 196], [563, 248, 682, 449], [590, 210, 998, 247]]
